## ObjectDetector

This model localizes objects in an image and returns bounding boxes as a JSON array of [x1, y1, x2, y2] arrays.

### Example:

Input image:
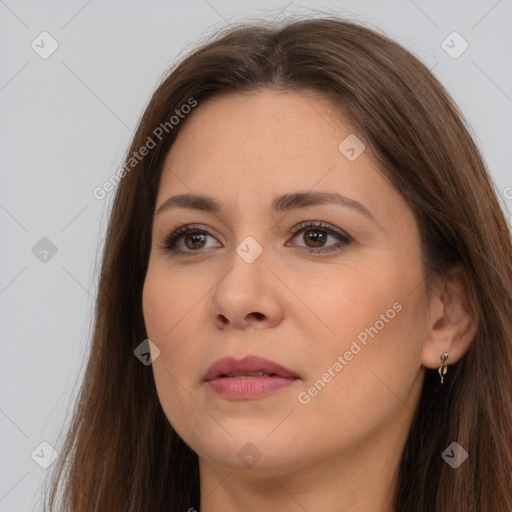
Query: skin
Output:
[[142, 90, 477, 511]]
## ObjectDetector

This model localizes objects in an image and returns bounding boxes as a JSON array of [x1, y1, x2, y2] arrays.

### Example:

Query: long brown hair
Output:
[[42, 16, 512, 511]]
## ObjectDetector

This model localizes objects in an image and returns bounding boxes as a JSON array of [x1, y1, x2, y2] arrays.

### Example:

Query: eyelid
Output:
[[288, 220, 351, 240]]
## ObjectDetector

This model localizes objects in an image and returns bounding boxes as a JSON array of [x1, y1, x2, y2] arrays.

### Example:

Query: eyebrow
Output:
[[156, 191, 377, 223]]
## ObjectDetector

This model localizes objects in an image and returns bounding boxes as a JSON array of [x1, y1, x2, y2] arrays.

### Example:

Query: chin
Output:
[[188, 431, 310, 474]]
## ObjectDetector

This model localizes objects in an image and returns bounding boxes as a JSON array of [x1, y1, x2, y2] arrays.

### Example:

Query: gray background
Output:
[[1, 0, 511, 510]]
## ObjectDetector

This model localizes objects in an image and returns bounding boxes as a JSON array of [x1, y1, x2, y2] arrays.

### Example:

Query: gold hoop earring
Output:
[[438, 352, 448, 384]]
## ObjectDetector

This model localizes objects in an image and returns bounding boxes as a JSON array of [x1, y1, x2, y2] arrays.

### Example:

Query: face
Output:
[[142, 90, 430, 477]]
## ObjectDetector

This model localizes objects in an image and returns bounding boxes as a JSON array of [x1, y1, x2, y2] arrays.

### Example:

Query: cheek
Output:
[[142, 264, 195, 342], [294, 297, 425, 446], [292, 258, 401, 354], [142, 263, 162, 338], [143, 272, 198, 434], [294, 258, 425, 402], [142, 274, 195, 378], [142, 265, 207, 399]]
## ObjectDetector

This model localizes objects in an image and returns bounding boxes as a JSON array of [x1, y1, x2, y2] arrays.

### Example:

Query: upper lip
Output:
[[203, 355, 300, 381]]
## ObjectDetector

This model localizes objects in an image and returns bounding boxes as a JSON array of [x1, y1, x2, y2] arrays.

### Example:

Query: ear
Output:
[[421, 263, 478, 370]]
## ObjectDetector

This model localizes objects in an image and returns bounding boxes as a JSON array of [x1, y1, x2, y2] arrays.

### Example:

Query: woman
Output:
[[43, 16, 512, 512]]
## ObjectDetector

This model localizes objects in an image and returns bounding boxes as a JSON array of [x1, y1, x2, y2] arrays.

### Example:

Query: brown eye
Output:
[[163, 224, 220, 254], [183, 232, 207, 250], [302, 228, 328, 248], [162, 221, 352, 256], [287, 221, 352, 254]]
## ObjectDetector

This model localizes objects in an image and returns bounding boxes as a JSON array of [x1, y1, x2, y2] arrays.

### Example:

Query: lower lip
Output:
[[206, 376, 299, 399]]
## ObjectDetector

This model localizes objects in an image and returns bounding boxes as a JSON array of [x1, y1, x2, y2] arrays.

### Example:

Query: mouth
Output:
[[203, 354, 300, 380], [218, 372, 280, 378], [203, 355, 301, 400]]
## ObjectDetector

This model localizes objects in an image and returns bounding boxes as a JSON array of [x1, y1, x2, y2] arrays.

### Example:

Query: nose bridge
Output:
[[210, 233, 285, 329], [221, 233, 268, 302]]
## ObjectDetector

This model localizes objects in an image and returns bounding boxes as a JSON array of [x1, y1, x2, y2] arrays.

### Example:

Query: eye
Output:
[[162, 224, 220, 254], [286, 221, 352, 254], [161, 221, 352, 256]]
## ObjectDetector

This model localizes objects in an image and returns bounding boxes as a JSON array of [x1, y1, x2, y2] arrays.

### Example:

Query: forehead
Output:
[[157, 90, 406, 224]]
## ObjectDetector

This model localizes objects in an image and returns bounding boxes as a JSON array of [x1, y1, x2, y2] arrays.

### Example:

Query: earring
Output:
[[438, 352, 448, 384]]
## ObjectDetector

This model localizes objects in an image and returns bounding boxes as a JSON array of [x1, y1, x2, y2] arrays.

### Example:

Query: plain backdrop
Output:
[[1, 1, 511, 510]]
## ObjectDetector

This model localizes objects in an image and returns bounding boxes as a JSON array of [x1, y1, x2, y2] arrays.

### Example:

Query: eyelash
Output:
[[162, 221, 352, 256]]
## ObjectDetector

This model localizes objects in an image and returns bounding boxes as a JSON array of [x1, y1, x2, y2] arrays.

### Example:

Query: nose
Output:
[[209, 248, 285, 331]]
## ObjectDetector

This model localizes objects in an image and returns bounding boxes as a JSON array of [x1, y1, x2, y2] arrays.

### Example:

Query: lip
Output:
[[203, 355, 300, 381], [203, 355, 301, 400]]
